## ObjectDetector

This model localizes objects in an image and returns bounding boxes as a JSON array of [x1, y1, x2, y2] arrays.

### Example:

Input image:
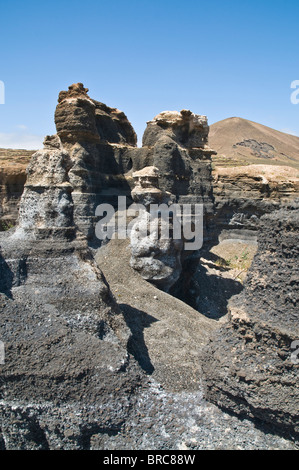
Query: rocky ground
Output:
[[96, 238, 217, 392], [90, 377, 298, 450]]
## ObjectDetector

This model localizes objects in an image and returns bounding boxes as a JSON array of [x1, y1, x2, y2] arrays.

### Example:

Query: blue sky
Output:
[[0, 0, 298, 149]]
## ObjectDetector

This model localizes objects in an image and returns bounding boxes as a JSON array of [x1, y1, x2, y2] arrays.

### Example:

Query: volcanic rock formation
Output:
[[1, 83, 298, 449], [136, 109, 215, 213], [54, 83, 137, 241], [0, 84, 216, 448], [0, 84, 145, 449], [201, 201, 299, 436], [130, 110, 216, 301]]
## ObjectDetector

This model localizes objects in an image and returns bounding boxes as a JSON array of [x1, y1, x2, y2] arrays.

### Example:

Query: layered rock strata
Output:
[[212, 165, 299, 243], [0, 150, 33, 229]]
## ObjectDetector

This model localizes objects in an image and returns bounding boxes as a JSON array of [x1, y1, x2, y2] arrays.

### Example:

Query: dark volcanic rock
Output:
[[142, 109, 209, 148], [0, 232, 144, 449], [0, 236, 143, 448], [234, 139, 275, 159], [94, 100, 137, 146], [201, 201, 299, 436], [55, 84, 99, 145], [135, 110, 215, 213]]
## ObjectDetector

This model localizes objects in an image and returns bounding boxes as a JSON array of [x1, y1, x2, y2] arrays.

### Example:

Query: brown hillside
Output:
[[209, 117, 299, 169]]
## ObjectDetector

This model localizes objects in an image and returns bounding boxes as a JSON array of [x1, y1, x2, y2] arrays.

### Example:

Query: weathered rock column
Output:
[[129, 166, 183, 292]]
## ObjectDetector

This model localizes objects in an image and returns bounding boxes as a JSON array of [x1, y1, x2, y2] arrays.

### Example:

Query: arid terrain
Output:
[[210, 117, 299, 168]]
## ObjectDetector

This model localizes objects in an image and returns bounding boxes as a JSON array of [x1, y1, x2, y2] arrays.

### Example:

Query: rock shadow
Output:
[[0, 252, 13, 298], [120, 304, 158, 374], [194, 263, 243, 319]]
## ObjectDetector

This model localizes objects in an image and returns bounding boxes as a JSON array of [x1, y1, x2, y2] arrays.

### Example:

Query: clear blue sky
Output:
[[0, 0, 298, 148]]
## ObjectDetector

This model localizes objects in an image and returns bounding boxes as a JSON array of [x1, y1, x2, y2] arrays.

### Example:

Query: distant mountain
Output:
[[209, 117, 299, 168]]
